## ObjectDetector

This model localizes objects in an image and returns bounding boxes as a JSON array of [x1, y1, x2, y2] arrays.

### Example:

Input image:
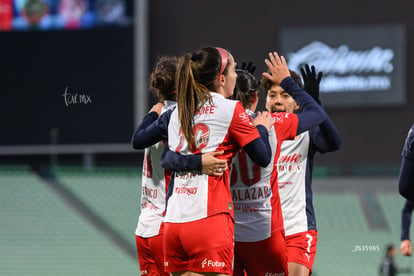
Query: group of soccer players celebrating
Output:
[[132, 46, 341, 276]]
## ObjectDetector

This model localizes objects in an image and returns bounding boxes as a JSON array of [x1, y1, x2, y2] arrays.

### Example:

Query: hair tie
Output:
[[191, 53, 198, 61]]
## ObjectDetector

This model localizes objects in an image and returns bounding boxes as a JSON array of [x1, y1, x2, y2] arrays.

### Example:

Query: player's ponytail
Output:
[[176, 46, 224, 150]]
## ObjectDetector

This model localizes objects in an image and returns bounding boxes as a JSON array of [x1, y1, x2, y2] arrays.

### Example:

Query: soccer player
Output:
[[230, 57, 329, 275], [399, 124, 414, 257], [399, 124, 414, 202], [161, 52, 328, 275], [135, 46, 274, 276], [131, 55, 231, 275], [271, 65, 341, 276], [132, 56, 178, 276]]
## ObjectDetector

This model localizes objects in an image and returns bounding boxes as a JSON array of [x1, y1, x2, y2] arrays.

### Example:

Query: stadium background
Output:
[[1, 0, 414, 275]]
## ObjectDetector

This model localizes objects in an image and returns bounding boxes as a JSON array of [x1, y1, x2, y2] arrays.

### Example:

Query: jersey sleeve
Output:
[[280, 77, 326, 134], [160, 147, 202, 172], [272, 112, 299, 141], [131, 109, 172, 149], [243, 125, 272, 167], [228, 102, 260, 148], [309, 115, 342, 153], [401, 200, 414, 241]]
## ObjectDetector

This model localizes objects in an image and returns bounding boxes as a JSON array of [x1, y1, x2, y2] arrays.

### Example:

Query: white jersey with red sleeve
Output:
[[164, 92, 260, 223], [278, 131, 312, 236], [231, 111, 298, 242], [135, 101, 176, 238]]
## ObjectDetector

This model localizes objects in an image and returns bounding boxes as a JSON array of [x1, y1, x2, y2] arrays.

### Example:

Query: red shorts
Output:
[[285, 230, 318, 272], [135, 223, 168, 276], [233, 228, 288, 276], [163, 213, 234, 274]]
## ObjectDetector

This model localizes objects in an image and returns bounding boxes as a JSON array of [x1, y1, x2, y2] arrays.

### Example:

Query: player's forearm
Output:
[[243, 125, 271, 167], [131, 110, 171, 149], [160, 148, 201, 172], [312, 116, 342, 152], [401, 201, 413, 240], [281, 77, 326, 134], [131, 111, 159, 149], [399, 157, 414, 202]]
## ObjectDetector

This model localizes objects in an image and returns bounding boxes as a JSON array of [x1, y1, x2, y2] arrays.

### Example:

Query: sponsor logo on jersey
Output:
[[278, 164, 303, 174], [176, 170, 203, 179], [277, 153, 304, 174], [175, 184, 198, 195], [239, 111, 251, 124], [278, 181, 293, 189], [278, 153, 302, 163], [201, 258, 225, 268], [234, 204, 259, 213], [265, 272, 285, 276], [140, 201, 157, 210], [140, 270, 148, 275]]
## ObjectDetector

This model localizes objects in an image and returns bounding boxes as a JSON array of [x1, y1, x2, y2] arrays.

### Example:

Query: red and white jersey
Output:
[[231, 111, 298, 242], [165, 93, 259, 223], [278, 131, 311, 236], [135, 101, 176, 238]]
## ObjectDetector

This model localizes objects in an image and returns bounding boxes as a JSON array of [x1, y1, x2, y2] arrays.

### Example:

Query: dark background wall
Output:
[[149, 0, 414, 174], [0, 28, 134, 145], [1, 0, 413, 175]]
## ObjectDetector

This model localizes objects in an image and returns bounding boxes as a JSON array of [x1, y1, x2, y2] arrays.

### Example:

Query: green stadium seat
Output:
[[0, 166, 139, 275]]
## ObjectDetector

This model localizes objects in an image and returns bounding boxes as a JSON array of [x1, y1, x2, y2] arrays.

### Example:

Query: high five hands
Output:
[[301, 64, 323, 105], [262, 52, 291, 86]]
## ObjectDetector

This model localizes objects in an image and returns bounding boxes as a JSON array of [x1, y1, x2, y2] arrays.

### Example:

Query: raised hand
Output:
[[237, 61, 256, 75], [300, 64, 323, 105], [262, 52, 290, 86]]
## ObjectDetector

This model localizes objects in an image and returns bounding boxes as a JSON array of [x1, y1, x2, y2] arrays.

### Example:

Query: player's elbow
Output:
[[330, 139, 342, 152], [131, 135, 144, 150]]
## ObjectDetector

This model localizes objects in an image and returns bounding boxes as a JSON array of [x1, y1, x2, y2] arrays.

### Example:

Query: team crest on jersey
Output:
[[274, 113, 284, 124], [194, 123, 209, 151]]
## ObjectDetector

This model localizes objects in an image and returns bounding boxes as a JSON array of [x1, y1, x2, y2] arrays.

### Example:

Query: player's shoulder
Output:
[[214, 96, 239, 106], [271, 112, 296, 124], [405, 124, 414, 148], [408, 124, 414, 138], [402, 124, 414, 159], [211, 97, 240, 114]]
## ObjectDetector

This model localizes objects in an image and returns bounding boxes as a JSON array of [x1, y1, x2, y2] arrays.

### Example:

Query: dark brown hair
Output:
[[176, 46, 230, 149], [260, 69, 303, 91], [231, 69, 258, 109], [149, 56, 178, 102]]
